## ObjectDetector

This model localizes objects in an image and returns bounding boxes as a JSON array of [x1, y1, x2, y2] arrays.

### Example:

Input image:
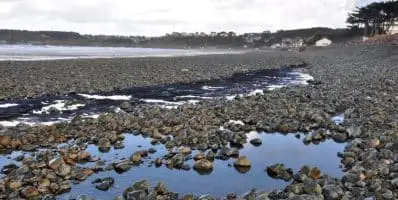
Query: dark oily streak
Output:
[[0, 63, 308, 122]]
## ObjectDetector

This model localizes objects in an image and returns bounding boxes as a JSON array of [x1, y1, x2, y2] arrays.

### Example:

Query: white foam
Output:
[[228, 120, 245, 126], [0, 103, 19, 108], [39, 120, 64, 126], [175, 95, 213, 100], [264, 72, 313, 91], [0, 117, 73, 127], [288, 72, 314, 85], [159, 105, 180, 109], [331, 114, 345, 125], [78, 94, 132, 101], [187, 100, 200, 104], [113, 107, 123, 113], [201, 86, 225, 90], [225, 95, 238, 100], [144, 98, 202, 109], [82, 114, 101, 119], [266, 85, 285, 91], [0, 120, 23, 127], [248, 89, 264, 96], [264, 76, 278, 79], [33, 100, 85, 114], [141, 99, 184, 105]]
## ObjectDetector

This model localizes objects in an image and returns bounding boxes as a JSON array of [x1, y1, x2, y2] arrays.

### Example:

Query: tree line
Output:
[[0, 28, 362, 48], [347, 1, 398, 37]]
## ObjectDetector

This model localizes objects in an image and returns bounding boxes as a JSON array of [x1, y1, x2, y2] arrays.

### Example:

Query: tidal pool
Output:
[[58, 132, 345, 200]]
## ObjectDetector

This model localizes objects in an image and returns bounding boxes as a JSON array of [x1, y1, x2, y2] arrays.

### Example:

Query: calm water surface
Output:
[[0, 44, 243, 61], [55, 132, 345, 199]]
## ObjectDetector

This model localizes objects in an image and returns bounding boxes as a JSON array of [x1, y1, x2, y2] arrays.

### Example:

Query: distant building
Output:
[[315, 38, 332, 47], [218, 32, 229, 37], [388, 20, 398, 35], [270, 43, 281, 49], [210, 32, 217, 37]]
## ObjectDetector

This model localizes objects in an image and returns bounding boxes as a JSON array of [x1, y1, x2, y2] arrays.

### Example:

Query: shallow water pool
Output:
[[57, 132, 345, 199]]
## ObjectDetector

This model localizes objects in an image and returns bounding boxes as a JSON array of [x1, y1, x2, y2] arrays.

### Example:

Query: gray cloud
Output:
[[0, 0, 359, 36]]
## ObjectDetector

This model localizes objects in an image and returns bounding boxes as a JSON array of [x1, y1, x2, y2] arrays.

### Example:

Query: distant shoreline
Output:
[[0, 44, 250, 61], [0, 27, 362, 49]]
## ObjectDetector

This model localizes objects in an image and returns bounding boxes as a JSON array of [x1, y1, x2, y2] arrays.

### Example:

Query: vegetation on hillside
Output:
[[0, 28, 361, 48]]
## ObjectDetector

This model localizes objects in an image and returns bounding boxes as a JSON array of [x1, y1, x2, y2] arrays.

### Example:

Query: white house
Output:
[[388, 21, 398, 35], [270, 43, 281, 49], [210, 32, 217, 37], [315, 38, 332, 47]]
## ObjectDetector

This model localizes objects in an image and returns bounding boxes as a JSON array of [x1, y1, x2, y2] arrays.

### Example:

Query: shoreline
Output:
[[0, 44, 251, 62], [0, 44, 397, 199]]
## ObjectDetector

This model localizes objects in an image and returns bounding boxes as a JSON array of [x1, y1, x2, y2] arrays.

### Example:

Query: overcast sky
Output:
[[0, 0, 383, 36]]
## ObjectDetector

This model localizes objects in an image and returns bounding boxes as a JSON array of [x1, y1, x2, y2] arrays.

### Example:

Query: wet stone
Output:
[[206, 151, 215, 161], [125, 189, 147, 200], [155, 158, 162, 167], [234, 156, 251, 167], [1, 163, 18, 174], [132, 180, 150, 193], [322, 185, 343, 199], [182, 194, 194, 200], [16, 165, 30, 175], [114, 141, 125, 149], [114, 161, 131, 173], [226, 193, 237, 200], [148, 148, 157, 154], [181, 164, 191, 171], [250, 138, 262, 146], [21, 144, 38, 151], [266, 163, 294, 181], [59, 180, 72, 192], [42, 194, 57, 200], [155, 181, 168, 195], [20, 186, 40, 198], [93, 177, 115, 191], [198, 194, 214, 200], [48, 156, 65, 170], [382, 189, 394, 199], [193, 159, 213, 172], [242, 189, 257, 200], [114, 195, 125, 200], [130, 152, 142, 163], [98, 138, 111, 152], [14, 155, 24, 161], [9, 180, 23, 190], [77, 194, 95, 200], [286, 184, 304, 195], [304, 182, 322, 194]]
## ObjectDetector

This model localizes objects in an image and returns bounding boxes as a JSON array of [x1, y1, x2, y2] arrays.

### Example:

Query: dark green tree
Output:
[[347, 1, 398, 36]]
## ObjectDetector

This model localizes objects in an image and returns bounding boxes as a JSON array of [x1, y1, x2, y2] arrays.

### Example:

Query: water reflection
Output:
[[233, 165, 251, 174], [56, 132, 345, 199]]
